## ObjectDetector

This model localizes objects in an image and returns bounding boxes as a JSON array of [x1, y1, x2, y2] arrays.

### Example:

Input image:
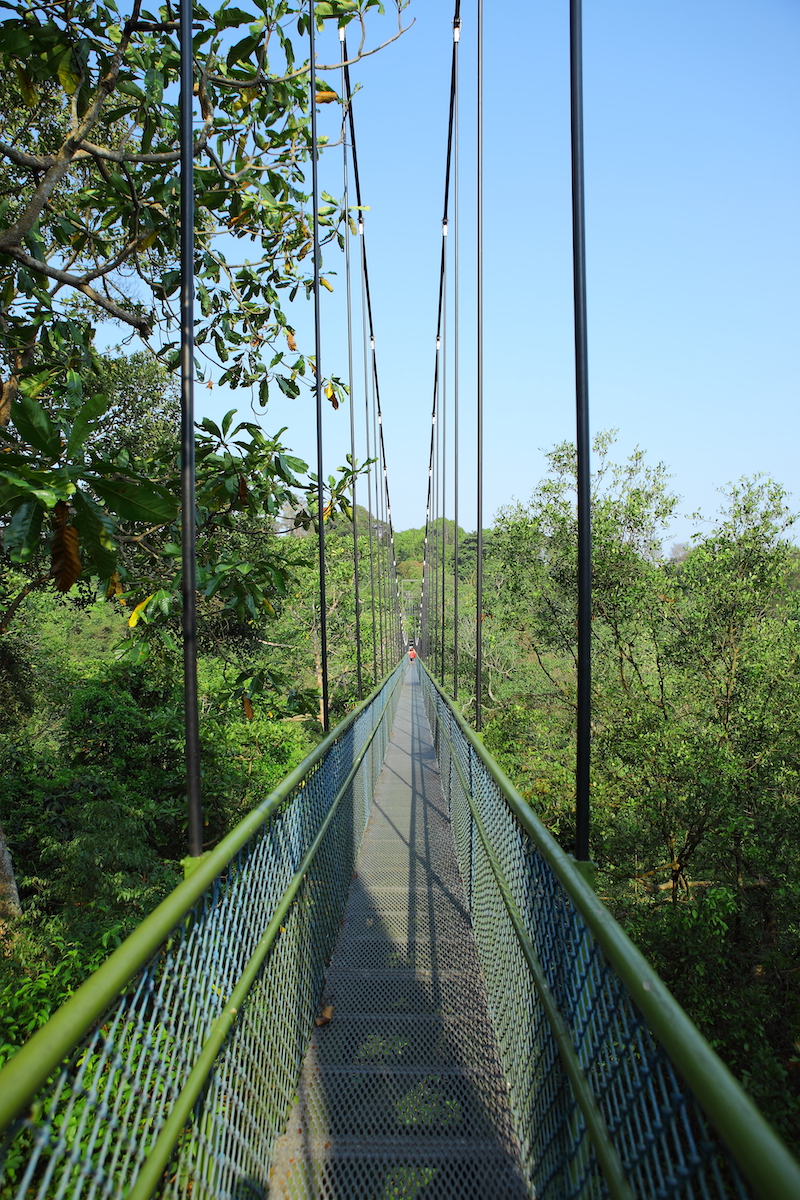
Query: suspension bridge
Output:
[[1, 2, 800, 1198]]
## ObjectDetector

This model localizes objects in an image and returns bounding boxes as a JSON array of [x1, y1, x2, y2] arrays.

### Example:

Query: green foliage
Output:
[[0, 585, 315, 1069], [0, 0, 402, 406], [475, 436, 800, 1150]]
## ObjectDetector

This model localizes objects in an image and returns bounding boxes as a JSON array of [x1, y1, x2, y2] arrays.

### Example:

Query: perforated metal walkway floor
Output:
[[269, 664, 527, 1198]]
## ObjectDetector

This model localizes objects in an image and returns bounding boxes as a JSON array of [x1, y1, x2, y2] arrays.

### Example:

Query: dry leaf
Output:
[[107, 571, 126, 604], [50, 501, 81, 592], [286, 330, 297, 352], [243, 695, 254, 721], [315, 1004, 334, 1027]]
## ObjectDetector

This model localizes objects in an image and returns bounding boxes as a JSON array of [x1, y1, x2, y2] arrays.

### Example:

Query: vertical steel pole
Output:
[[570, 0, 592, 862], [475, 0, 484, 731], [309, 1, 329, 730], [180, 0, 203, 859]]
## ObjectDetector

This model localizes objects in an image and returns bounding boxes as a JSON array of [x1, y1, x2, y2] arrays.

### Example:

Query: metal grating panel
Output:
[[0, 666, 405, 1200], [269, 664, 528, 1199], [419, 661, 751, 1200]]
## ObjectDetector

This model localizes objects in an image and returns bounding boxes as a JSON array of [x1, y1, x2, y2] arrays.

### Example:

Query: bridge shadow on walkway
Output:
[[268, 664, 527, 1198]]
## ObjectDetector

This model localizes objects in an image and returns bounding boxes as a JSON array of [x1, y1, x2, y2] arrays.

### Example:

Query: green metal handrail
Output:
[[419, 660, 800, 1200], [0, 661, 404, 1198]]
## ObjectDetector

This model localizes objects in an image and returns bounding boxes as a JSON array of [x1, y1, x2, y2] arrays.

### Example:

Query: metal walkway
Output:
[[269, 664, 527, 1197]]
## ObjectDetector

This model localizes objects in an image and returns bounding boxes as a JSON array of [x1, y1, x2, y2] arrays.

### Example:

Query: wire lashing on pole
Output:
[[309, 0, 329, 731], [180, 0, 203, 858]]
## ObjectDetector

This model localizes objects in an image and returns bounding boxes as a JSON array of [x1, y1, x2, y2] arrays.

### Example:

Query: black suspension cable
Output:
[[420, 2, 461, 678], [360, 226, 378, 682], [371, 350, 386, 675], [421, 407, 435, 658], [180, 0, 202, 859], [570, 0, 592, 863], [343, 40, 403, 670], [340, 25, 363, 700], [440, 238, 447, 687], [309, 0, 329, 731], [475, 0, 484, 731], [453, 11, 461, 698], [433, 361, 440, 677]]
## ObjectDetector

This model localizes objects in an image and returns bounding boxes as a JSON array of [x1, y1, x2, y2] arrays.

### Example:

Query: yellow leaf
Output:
[[286, 330, 297, 352], [324, 381, 334, 400], [128, 594, 154, 628], [320, 277, 334, 293], [138, 230, 158, 252]]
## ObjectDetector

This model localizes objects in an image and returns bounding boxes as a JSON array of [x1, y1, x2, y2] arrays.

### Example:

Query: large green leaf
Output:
[[67, 392, 112, 458], [86, 476, 178, 525], [11, 393, 60, 458], [71, 488, 117, 578], [0, 468, 73, 510], [4, 498, 44, 563]]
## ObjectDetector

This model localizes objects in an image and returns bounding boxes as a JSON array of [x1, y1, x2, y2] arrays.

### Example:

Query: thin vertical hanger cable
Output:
[[434, 329, 441, 678], [180, 0, 202, 858], [376, 390, 402, 660], [475, 0, 484, 731], [343, 40, 402, 668], [570, 0, 592, 864], [342, 35, 377, 681], [340, 25, 362, 700], [421, 396, 436, 658], [360, 233, 378, 682], [452, 10, 461, 699], [440, 236, 447, 687], [421, 1, 460, 671], [309, 0, 329, 731], [375, 354, 388, 674]]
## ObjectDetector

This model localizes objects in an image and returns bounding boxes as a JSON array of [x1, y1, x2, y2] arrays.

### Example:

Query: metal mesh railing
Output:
[[417, 660, 800, 1200], [0, 662, 404, 1200]]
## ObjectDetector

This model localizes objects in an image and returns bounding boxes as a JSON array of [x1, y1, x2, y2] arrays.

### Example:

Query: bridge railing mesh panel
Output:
[[417, 661, 795, 1200], [0, 663, 404, 1200]]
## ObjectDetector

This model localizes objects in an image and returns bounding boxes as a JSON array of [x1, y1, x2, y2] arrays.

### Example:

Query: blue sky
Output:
[[197, 0, 800, 545]]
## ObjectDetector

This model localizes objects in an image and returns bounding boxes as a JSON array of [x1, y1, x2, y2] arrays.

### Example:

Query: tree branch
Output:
[[4, 246, 151, 332]]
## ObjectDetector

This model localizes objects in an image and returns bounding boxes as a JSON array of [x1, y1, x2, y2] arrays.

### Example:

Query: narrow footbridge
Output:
[[0, 661, 798, 1199]]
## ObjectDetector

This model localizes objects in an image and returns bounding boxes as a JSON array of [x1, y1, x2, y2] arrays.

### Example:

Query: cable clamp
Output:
[[453, 20, 461, 42], [338, 24, 345, 42], [370, 336, 375, 349], [436, 336, 441, 350], [443, 219, 449, 236], [358, 218, 364, 235]]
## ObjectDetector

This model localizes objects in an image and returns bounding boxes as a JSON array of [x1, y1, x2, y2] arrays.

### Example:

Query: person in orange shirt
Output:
[[408, 646, 417, 661]]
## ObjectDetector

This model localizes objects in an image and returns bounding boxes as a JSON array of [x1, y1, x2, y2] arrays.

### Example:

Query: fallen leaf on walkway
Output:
[[315, 1005, 334, 1027]]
